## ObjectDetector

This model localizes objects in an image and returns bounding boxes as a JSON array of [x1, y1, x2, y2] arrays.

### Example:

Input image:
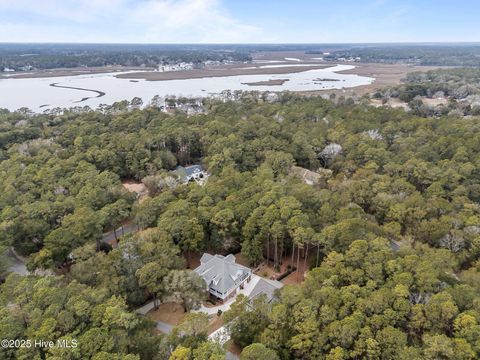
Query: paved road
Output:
[[209, 326, 230, 344], [135, 301, 239, 359], [135, 302, 174, 334], [4, 221, 138, 276], [226, 352, 239, 360], [135, 300, 156, 315], [156, 321, 174, 334], [390, 240, 401, 252], [134, 301, 174, 335], [6, 248, 29, 275], [102, 223, 138, 244]]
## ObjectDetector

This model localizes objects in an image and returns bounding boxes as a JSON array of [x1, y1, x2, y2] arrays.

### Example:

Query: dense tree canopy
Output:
[[0, 44, 251, 72], [0, 274, 158, 360], [323, 45, 480, 66], [372, 68, 480, 117], [2, 90, 480, 358]]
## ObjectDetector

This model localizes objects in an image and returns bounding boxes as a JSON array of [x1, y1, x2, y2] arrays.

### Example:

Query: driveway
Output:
[[209, 325, 230, 344], [136, 301, 239, 359], [195, 274, 262, 315], [209, 326, 239, 359], [194, 275, 263, 360], [4, 222, 138, 276], [134, 301, 174, 334], [6, 247, 29, 276], [156, 320, 174, 334], [135, 300, 156, 315], [102, 222, 138, 244], [226, 352, 239, 360]]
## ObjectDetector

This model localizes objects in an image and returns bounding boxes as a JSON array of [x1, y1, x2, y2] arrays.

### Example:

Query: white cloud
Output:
[[0, 0, 266, 43], [0, 0, 124, 23], [128, 0, 264, 42]]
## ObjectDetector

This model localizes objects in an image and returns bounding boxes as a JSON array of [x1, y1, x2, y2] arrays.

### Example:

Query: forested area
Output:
[[372, 68, 480, 117], [0, 44, 251, 71], [323, 45, 480, 66], [2, 93, 480, 359]]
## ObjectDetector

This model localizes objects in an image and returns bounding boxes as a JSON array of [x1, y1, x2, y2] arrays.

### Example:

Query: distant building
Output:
[[176, 99, 205, 115], [289, 165, 332, 186], [194, 253, 252, 302], [173, 165, 208, 184], [160, 97, 205, 116], [158, 62, 194, 72]]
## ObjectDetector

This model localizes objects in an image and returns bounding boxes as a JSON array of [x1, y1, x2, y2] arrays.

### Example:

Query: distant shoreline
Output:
[[0, 66, 154, 79], [115, 64, 330, 81]]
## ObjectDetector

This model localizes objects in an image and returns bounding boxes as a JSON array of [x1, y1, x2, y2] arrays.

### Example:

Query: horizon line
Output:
[[1, 41, 480, 46]]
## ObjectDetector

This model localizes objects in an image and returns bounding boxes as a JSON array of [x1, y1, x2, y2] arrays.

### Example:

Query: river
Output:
[[0, 64, 374, 112]]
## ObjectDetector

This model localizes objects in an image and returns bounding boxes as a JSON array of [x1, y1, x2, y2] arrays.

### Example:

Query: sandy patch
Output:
[[422, 97, 448, 106], [122, 180, 149, 203], [122, 180, 147, 193], [371, 98, 410, 110], [371, 96, 447, 111], [242, 79, 289, 86]]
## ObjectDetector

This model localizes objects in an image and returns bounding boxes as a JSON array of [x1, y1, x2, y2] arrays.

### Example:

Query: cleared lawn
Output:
[[122, 180, 149, 203], [256, 250, 318, 285], [147, 302, 224, 335], [146, 302, 186, 326]]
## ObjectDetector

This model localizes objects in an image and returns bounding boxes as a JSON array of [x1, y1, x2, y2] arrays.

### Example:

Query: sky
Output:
[[0, 0, 479, 43]]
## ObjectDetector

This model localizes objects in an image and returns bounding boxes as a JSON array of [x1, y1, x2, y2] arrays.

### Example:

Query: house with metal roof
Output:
[[173, 165, 208, 184], [194, 253, 252, 302]]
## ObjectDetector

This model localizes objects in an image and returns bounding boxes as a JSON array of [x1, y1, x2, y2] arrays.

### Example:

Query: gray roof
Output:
[[194, 253, 251, 296], [200, 253, 214, 263], [390, 240, 401, 252], [173, 165, 205, 182], [249, 278, 284, 303], [184, 165, 204, 177]]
